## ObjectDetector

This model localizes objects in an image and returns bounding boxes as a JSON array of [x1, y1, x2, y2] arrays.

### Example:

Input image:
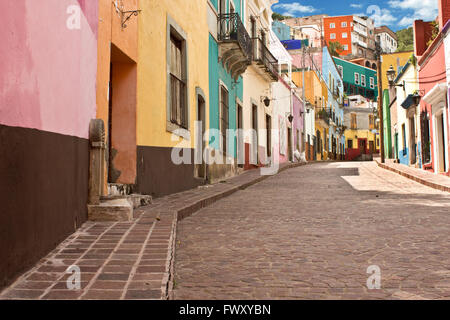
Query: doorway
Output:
[[394, 133, 399, 160], [435, 112, 447, 173], [195, 93, 206, 179], [288, 128, 293, 161], [358, 139, 367, 155], [409, 116, 416, 165], [237, 104, 243, 168], [251, 104, 258, 165], [107, 44, 137, 185]]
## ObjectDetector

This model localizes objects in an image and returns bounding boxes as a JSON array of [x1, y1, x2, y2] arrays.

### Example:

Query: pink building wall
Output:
[[0, 0, 98, 139], [292, 93, 305, 152], [0, 0, 99, 289], [418, 39, 447, 173]]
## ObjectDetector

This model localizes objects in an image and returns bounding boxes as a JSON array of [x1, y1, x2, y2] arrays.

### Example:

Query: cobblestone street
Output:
[[174, 161, 450, 300]]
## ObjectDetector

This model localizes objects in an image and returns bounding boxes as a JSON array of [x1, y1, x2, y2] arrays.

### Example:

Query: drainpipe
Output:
[[290, 85, 294, 162], [302, 46, 307, 156]]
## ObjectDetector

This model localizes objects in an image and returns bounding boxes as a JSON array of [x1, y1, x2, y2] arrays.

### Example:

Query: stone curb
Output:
[[164, 161, 315, 300], [375, 160, 450, 193]]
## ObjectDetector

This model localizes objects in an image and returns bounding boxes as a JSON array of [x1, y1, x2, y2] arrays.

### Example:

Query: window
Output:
[[169, 32, 187, 128], [330, 23, 335, 29], [351, 113, 357, 129], [370, 77, 375, 89], [343, 44, 348, 51], [361, 74, 366, 87], [354, 73, 360, 85], [369, 114, 374, 130], [330, 33, 336, 39], [348, 139, 353, 149], [342, 32, 348, 38], [341, 22, 347, 27], [220, 85, 229, 154]]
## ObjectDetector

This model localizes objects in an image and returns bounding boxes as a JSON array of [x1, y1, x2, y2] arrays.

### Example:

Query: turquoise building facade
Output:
[[207, 0, 245, 179], [323, 47, 345, 158], [333, 57, 378, 101], [272, 20, 291, 41]]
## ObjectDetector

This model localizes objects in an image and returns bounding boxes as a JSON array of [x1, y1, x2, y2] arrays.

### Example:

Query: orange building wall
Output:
[[323, 16, 353, 56], [96, 0, 139, 188]]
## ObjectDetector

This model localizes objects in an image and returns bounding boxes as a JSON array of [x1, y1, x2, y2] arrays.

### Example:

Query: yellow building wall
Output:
[[380, 51, 413, 91], [292, 70, 322, 106], [345, 129, 378, 149], [137, 1, 209, 148], [315, 122, 328, 160]]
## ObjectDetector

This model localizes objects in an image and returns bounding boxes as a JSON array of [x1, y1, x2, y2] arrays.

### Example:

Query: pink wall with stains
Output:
[[292, 93, 304, 152], [0, 0, 98, 139]]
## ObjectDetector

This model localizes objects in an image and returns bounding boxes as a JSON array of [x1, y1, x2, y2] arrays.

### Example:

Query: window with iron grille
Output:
[[169, 33, 187, 128], [220, 85, 229, 155]]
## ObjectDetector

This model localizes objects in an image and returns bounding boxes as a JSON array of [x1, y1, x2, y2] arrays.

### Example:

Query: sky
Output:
[[271, 0, 439, 31]]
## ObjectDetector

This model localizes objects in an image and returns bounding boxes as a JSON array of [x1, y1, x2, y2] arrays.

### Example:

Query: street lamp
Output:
[[386, 65, 396, 85], [386, 65, 404, 88]]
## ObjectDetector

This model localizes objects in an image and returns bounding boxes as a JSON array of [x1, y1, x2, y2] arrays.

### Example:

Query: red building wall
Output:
[[417, 38, 447, 173], [323, 16, 353, 56]]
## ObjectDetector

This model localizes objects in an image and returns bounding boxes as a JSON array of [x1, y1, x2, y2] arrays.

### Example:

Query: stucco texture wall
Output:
[[0, 0, 98, 139], [137, 1, 209, 149]]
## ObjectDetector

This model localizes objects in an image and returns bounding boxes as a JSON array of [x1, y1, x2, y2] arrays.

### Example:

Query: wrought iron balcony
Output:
[[315, 108, 330, 127], [218, 13, 252, 80], [252, 37, 279, 81]]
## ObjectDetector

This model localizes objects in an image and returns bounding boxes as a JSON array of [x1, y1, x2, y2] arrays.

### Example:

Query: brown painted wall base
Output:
[[136, 146, 205, 198], [0, 124, 89, 289]]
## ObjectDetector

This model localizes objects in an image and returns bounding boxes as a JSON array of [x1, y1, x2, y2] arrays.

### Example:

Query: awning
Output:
[[400, 94, 417, 109]]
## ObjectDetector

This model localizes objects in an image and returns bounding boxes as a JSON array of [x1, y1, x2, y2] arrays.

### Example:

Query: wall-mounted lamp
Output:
[[288, 114, 294, 123], [386, 65, 404, 88], [261, 96, 272, 107], [300, 109, 311, 115]]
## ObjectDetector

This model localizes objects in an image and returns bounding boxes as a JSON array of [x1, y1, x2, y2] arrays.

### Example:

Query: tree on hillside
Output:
[[328, 41, 344, 57], [272, 12, 292, 21], [396, 27, 414, 52]]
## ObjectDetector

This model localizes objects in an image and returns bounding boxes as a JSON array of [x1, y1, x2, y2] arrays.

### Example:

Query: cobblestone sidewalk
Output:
[[376, 159, 450, 193], [0, 162, 306, 300]]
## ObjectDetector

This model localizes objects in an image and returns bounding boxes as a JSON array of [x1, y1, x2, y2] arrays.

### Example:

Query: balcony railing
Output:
[[252, 37, 279, 81], [218, 13, 252, 62], [315, 108, 330, 125]]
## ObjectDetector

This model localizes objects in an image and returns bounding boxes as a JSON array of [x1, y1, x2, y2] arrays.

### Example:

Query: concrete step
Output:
[[88, 198, 133, 221], [101, 194, 152, 209]]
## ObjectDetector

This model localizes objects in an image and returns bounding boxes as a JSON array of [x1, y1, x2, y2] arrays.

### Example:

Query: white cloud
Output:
[[388, 0, 438, 27], [273, 2, 317, 16], [366, 5, 397, 27], [350, 4, 363, 8], [398, 16, 415, 27]]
